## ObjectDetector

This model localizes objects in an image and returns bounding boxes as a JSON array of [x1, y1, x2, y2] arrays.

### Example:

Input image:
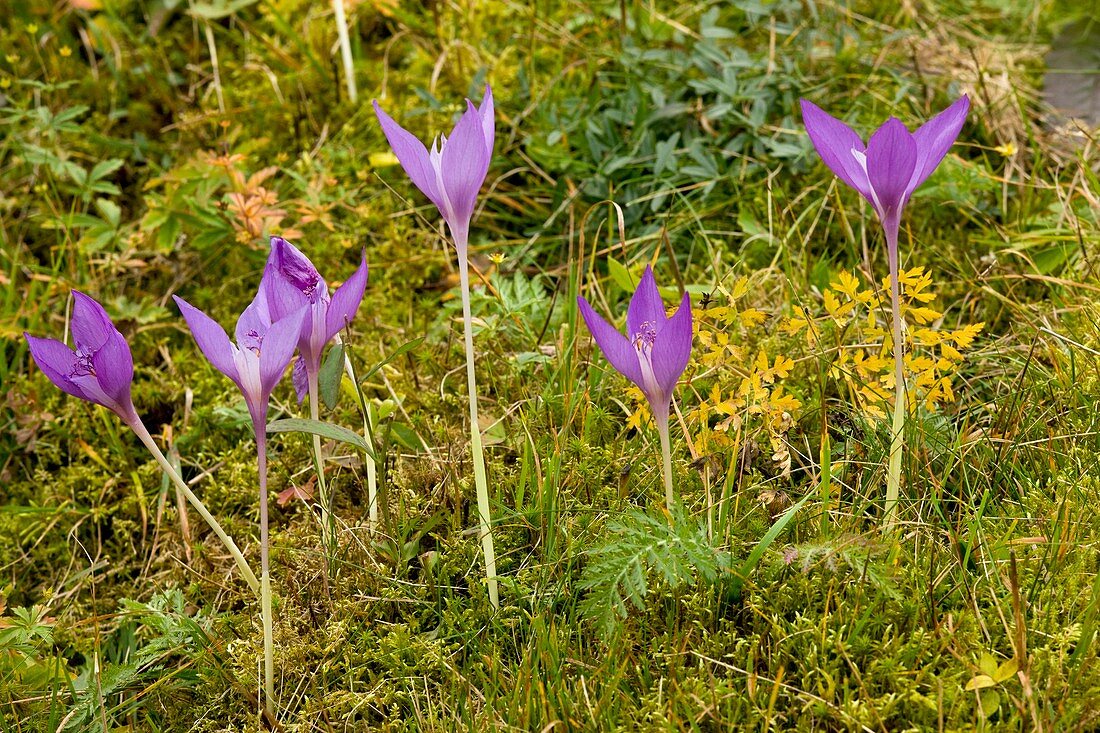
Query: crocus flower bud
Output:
[[24, 291, 140, 426], [373, 85, 494, 251], [260, 236, 368, 401], [800, 95, 969, 230]]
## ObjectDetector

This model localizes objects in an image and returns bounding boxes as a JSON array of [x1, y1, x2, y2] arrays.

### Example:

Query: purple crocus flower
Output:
[[577, 266, 692, 427], [25, 291, 261, 593], [372, 85, 494, 252], [260, 236, 369, 402], [173, 291, 306, 427], [799, 95, 969, 242], [577, 265, 692, 509], [24, 291, 140, 426], [801, 95, 969, 522]]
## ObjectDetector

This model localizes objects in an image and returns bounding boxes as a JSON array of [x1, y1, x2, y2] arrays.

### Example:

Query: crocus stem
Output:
[[307, 371, 334, 554], [884, 220, 905, 524], [455, 238, 499, 609], [655, 412, 674, 512], [254, 422, 275, 718], [129, 419, 260, 595]]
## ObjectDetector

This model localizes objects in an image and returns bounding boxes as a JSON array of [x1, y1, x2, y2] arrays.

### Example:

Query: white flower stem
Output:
[[332, 0, 357, 102], [307, 371, 334, 554], [455, 242, 499, 609], [253, 422, 276, 718], [129, 419, 259, 595], [884, 221, 906, 525], [656, 412, 674, 512]]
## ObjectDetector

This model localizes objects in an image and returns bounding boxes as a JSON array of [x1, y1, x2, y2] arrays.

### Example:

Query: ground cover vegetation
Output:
[[2, 0, 1099, 729]]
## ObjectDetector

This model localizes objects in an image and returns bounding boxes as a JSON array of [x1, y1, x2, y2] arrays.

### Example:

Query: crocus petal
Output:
[[908, 95, 970, 194], [650, 292, 693, 402], [626, 266, 667, 339], [234, 289, 273, 350], [477, 84, 495, 159], [258, 307, 307, 397], [577, 296, 643, 387], [24, 334, 86, 401], [263, 237, 321, 320], [440, 101, 490, 232], [324, 253, 369, 342], [800, 99, 874, 203], [292, 356, 308, 404], [173, 296, 239, 382], [91, 328, 136, 419], [70, 291, 116, 352], [373, 100, 445, 211], [261, 257, 307, 328], [865, 118, 918, 216]]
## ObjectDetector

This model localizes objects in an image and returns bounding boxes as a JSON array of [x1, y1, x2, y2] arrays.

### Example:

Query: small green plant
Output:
[[579, 507, 730, 636]]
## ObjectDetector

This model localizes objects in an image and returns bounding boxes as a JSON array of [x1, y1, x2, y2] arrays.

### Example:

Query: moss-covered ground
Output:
[[2, 0, 1100, 729]]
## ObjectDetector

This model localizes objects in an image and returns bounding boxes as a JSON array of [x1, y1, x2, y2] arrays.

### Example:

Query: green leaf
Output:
[[993, 658, 1018, 683], [389, 422, 425, 452], [965, 674, 996, 691], [89, 158, 124, 182], [189, 0, 261, 19], [978, 688, 1000, 718], [358, 337, 425, 384], [319, 344, 345, 411], [95, 198, 121, 228], [607, 257, 635, 294], [1032, 243, 1075, 275], [267, 418, 374, 459]]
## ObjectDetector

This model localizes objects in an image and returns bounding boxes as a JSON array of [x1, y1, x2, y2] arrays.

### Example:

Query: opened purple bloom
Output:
[[373, 85, 494, 250], [24, 291, 140, 426], [577, 266, 692, 425], [260, 237, 369, 402], [174, 291, 306, 426], [800, 95, 969, 227]]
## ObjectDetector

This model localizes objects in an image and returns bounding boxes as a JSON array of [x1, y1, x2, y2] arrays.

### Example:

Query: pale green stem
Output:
[[252, 421, 275, 718], [656, 411, 674, 512], [130, 419, 259, 595], [884, 219, 906, 524], [332, 0, 357, 102], [455, 238, 499, 609], [307, 371, 334, 553]]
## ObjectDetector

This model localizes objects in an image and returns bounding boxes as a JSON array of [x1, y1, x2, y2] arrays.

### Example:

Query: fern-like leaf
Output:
[[579, 507, 730, 637]]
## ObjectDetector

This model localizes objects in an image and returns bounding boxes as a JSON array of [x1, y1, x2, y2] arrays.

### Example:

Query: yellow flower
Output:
[[59, 46, 72, 58]]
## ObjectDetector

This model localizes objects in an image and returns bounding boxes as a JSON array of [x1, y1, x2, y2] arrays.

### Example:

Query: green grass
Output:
[[3, 0, 1100, 729]]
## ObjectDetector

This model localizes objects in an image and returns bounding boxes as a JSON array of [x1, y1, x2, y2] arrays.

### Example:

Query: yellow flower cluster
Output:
[[783, 267, 983, 417]]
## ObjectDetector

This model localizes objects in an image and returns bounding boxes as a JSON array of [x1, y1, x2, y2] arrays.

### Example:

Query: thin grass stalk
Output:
[[202, 22, 224, 113], [455, 242, 499, 609], [130, 420, 260, 595], [253, 423, 275, 718], [339, 346, 378, 531], [884, 220, 905, 524], [332, 0, 357, 102]]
